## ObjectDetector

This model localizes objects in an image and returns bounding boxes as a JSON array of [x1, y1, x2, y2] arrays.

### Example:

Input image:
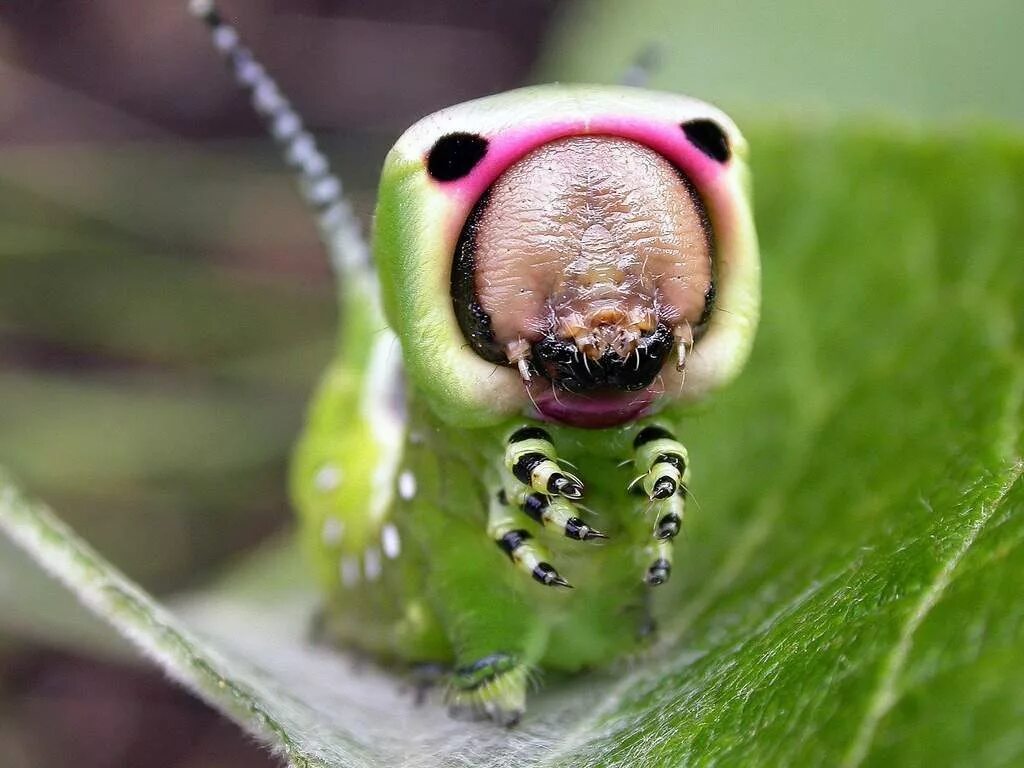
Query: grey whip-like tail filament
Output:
[[188, 0, 370, 276]]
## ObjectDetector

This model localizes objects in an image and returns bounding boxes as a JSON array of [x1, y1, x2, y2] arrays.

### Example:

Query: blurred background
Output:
[[0, 0, 1020, 766], [0, 2, 555, 765]]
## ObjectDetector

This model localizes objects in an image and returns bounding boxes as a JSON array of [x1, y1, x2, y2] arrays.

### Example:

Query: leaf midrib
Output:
[[840, 460, 1024, 767]]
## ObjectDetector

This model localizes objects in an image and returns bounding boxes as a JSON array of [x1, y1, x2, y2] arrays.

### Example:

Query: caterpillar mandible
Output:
[[192, 1, 759, 726]]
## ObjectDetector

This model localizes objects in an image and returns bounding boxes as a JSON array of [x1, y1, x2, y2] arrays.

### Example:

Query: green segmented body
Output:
[[192, 2, 759, 725], [294, 387, 691, 669], [289, 88, 758, 724]]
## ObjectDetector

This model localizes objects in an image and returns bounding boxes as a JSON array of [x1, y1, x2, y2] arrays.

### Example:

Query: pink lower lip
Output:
[[531, 387, 656, 428]]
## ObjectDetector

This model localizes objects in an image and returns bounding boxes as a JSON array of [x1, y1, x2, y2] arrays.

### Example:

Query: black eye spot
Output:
[[427, 132, 488, 181], [682, 119, 730, 163]]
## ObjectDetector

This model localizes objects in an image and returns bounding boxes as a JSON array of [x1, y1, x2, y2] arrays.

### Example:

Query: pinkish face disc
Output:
[[452, 135, 713, 427]]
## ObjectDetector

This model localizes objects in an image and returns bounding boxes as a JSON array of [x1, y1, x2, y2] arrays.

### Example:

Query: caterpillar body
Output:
[[193, 2, 759, 725]]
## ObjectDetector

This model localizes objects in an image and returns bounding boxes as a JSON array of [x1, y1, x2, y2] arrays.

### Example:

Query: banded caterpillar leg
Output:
[[644, 538, 674, 586], [630, 425, 690, 586], [502, 486, 608, 542], [488, 491, 572, 588], [494, 425, 606, 586], [504, 427, 584, 500]]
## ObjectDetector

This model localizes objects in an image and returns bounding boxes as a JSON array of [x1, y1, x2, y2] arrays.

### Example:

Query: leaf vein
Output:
[[840, 460, 1024, 768]]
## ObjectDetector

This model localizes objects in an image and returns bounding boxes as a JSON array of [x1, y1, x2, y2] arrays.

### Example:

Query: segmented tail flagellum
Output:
[[188, 0, 369, 274]]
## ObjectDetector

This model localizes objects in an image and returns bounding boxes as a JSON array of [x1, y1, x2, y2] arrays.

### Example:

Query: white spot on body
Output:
[[321, 517, 344, 547], [382, 524, 401, 559], [364, 548, 382, 581], [340, 556, 360, 587], [398, 470, 417, 501], [315, 464, 342, 493]]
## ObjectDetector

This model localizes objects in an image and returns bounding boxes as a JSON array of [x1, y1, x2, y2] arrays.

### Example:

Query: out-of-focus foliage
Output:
[[0, 141, 350, 594], [4, 125, 1022, 766], [0, 2, 553, 766], [543, 0, 1024, 126]]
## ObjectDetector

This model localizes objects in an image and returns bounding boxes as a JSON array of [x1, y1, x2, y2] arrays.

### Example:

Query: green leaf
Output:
[[2, 126, 1023, 766], [0, 370, 308, 591], [0, 142, 339, 371], [0, 140, 341, 589], [0, 534, 128, 658]]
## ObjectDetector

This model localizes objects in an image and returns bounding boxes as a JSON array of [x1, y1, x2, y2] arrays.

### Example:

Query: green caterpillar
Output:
[[193, 2, 760, 726]]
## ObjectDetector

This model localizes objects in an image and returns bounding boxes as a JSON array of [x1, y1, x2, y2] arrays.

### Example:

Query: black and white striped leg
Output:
[[630, 425, 689, 500], [505, 426, 584, 500], [489, 493, 572, 589], [188, 0, 369, 273], [652, 492, 685, 541], [632, 425, 690, 585], [502, 487, 607, 542], [644, 539, 673, 586]]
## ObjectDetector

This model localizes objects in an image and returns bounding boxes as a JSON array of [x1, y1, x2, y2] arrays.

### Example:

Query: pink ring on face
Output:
[[431, 116, 737, 427], [433, 116, 732, 245], [375, 85, 759, 428]]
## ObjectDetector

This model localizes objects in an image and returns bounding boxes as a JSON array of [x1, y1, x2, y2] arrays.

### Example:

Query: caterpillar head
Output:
[[374, 85, 759, 428]]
